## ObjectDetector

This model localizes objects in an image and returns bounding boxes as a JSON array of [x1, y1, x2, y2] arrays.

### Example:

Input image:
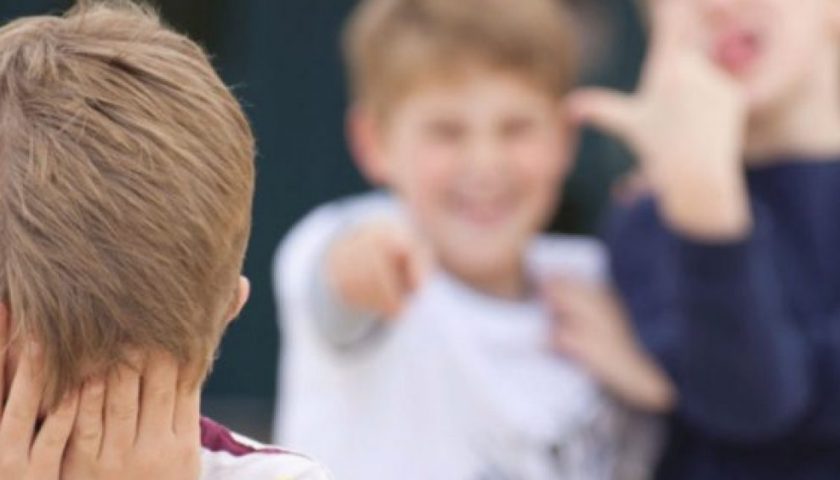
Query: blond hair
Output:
[[343, 0, 578, 116], [0, 1, 254, 404]]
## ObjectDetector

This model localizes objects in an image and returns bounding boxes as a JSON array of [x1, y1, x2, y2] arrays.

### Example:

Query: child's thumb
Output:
[[567, 88, 637, 142]]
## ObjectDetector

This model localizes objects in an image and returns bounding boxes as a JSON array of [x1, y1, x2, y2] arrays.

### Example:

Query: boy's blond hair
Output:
[[0, 1, 254, 403], [343, 0, 578, 116]]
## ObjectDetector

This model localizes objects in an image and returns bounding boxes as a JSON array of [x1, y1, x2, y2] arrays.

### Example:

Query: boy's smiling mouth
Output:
[[449, 192, 517, 228]]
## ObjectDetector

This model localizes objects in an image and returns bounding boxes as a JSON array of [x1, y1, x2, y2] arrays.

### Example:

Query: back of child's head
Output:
[[343, 0, 577, 117], [0, 0, 254, 404]]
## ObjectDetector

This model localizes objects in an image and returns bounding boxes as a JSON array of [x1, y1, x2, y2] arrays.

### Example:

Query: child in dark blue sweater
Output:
[[604, 162, 840, 480], [560, 0, 840, 478]]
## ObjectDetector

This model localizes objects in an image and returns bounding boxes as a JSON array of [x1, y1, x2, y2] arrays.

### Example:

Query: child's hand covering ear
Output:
[[0, 307, 79, 480], [61, 352, 202, 480]]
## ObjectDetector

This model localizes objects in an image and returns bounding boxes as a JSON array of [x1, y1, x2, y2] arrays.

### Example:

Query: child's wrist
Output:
[[658, 169, 751, 241]]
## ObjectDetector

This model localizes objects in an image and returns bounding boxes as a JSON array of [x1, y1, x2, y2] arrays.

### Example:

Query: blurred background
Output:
[[0, 0, 645, 442]]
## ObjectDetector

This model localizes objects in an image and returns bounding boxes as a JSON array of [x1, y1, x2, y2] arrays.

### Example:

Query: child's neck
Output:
[[442, 256, 529, 301], [746, 50, 840, 164]]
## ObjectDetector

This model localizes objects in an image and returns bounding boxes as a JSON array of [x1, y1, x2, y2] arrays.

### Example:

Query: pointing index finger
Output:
[[0, 305, 8, 417], [0, 341, 47, 455]]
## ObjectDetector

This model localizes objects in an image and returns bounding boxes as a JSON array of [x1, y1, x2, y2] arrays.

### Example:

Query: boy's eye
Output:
[[500, 117, 537, 139], [426, 120, 465, 142]]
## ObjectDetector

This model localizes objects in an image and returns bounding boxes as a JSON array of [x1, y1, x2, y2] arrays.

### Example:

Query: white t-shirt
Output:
[[274, 193, 659, 480], [200, 417, 331, 479]]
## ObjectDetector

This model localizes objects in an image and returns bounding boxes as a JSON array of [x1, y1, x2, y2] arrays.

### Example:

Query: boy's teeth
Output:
[[455, 198, 508, 223]]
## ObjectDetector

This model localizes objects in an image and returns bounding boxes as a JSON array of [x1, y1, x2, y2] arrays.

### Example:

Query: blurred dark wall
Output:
[[209, 0, 369, 400], [0, 0, 644, 409]]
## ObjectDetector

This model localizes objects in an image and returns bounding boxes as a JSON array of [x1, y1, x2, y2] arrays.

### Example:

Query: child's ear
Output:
[[0, 303, 7, 340], [347, 104, 390, 185], [225, 276, 250, 325]]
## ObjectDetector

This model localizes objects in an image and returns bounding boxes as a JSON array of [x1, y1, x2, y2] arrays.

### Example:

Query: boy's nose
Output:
[[457, 136, 509, 194], [465, 136, 506, 176]]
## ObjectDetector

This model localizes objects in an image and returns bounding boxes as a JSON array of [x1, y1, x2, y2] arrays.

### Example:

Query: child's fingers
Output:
[[396, 245, 427, 296], [648, 0, 701, 67], [374, 255, 405, 318], [0, 342, 46, 454], [567, 88, 637, 142], [69, 377, 106, 459], [385, 227, 423, 294], [550, 324, 590, 360], [542, 278, 591, 312], [0, 305, 8, 417], [173, 369, 201, 438], [543, 280, 616, 336], [101, 362, 141, 456], [137, 353, 178, 441], [612, 170, 652, 205], [30, 390, 79, 478]]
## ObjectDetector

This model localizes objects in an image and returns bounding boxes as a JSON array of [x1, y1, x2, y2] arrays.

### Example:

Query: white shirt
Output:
[[200, 417, 331, 480], [274, 193, 660, 480]]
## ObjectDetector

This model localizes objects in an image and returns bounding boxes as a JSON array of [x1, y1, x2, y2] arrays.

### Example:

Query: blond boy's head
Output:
[[342, 0, 578, 297], [344, 0, 577, 117], [0, 1, 254, 404]]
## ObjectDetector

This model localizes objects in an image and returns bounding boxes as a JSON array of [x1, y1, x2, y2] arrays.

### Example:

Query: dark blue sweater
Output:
[[606, 158, 840, 479]]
